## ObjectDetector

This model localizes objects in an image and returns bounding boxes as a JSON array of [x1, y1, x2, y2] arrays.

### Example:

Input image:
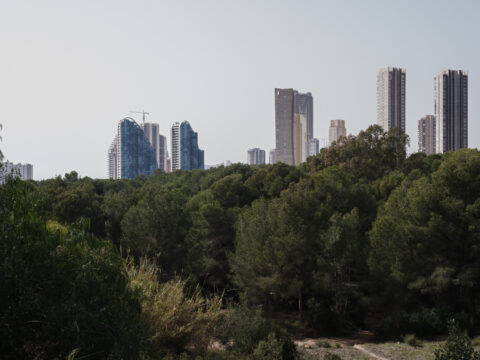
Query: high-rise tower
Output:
[[247, 148, 266, 165], [180, 121, 204, 170], [434, 70, 468, 153], [274, 88, 313, 165], [142, 123, 160, 168], [377, 67, 406, 132], [329, 119, 346, 146], [171, 122, 180, 171], [108, 118, 157, 179], [418, 115, 436, 155]]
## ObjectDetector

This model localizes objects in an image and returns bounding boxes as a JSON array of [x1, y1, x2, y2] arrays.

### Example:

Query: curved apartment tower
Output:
[[108, 118, 157, 179]]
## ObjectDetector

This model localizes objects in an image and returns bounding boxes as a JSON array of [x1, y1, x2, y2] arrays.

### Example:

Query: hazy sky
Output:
[[1, 0, 479, 179]]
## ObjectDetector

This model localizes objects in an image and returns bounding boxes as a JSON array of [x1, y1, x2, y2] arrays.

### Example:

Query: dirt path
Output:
[[353, 344, 390, 360]]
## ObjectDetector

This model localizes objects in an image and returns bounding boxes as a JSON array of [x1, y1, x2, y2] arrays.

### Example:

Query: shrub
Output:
[[0, 180, 147, 359], [216, 305, 296, 359], [404, 334, 423, 347], [127, 258, 222, 356], [323, 353, 342, 360], [316, 339, 332, 348], [434, 320, 480, 360]]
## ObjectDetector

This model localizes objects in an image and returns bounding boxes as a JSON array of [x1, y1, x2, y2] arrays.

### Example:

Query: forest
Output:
[[2, 125, 480, 359]]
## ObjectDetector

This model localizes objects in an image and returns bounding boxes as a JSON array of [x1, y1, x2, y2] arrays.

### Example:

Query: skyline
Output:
[[1, 0, 479, 179]]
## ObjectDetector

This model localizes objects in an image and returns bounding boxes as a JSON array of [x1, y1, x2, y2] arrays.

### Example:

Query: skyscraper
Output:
[[108, 136, 118, 179], [274, 88, 313, 165], [307, 138, 319, 157], [434, 70, 468, 153], [294, 91, 314, 140], [247, 148, 266, 165], [171, 122, 180, 171], [269, 149, 276, 165], [377, 67, 406, 132], [179, 121, 204, 170], [329, 119, 346, 146], [0, 161, 33, 183], [108, 118, 157, 179], [158, 134, 168, 171], [418, 115, 436, 155], [142, 122, 160, 168]]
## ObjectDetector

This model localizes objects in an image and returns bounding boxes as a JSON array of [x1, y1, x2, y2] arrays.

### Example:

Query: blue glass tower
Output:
[[118, 118, 157, 179], [180, 121, 204, 170]]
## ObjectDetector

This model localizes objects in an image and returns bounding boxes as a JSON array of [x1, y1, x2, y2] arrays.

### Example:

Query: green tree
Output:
[[369, 149, 480, 334], [434, 320, 480, 360]]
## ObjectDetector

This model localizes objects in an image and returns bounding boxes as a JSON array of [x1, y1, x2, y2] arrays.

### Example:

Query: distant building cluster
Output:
[[1, 161, 33, 184], [375, 67, 468, 154], [106, 67, 469, 180], [247, 148, 265, 165], [108, 118, 203, 179]]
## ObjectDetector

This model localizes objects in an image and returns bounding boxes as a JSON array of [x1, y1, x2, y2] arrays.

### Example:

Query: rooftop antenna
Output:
[[129, 110, 150, 125]]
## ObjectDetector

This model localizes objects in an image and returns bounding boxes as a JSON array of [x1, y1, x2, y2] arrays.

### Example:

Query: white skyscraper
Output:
[[1, 161, 33, 183], [171, 122, 180, 171], [434, 70, 468, 153], [247, 148, 266, 165], [269, 149, 276, 165], [307, 138, 319, 157], [329, 119, 346, 146], [377, 67, 406, 132], [108, 136, 118, 179]]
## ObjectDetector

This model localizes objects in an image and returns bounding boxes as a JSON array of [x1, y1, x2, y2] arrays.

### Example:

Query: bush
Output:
[[323, 353, 342, 360], [404, 334, 422, 347], [316, 339, 332, 348], [434, 320, 480, 360], [0, 180, 147, 359], [127, 258, 222, 356], [216, 305, 296, 359]]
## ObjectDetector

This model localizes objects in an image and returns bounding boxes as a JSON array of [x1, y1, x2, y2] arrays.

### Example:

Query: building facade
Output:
[[247, 148, 266, 165], [1, 161, 33, 183], [108, 136, 118, 179], [108, 118, 157, 179], [142, 123, 160, 168], [418, 115, 436, 155], [171, 122, 180, 171], [307, 138, 319, 157], [274, 88, 313, 166], [377, 67, 406, 132], [434, 70, 468, 153], [269, 149, 276, 165], [329, 119, 346, 146], [158, 134, 168, 172], [179, 121, 204, 170]]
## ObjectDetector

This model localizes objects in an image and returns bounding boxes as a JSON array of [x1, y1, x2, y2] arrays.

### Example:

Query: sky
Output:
[[1, 0, 479, 179]]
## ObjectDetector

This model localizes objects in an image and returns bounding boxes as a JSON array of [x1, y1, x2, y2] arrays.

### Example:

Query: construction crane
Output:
[[129, 110, 150, 125]]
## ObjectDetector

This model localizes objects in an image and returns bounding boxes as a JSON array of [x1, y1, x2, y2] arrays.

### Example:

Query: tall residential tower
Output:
[[377, 67, 406, 132], [418, 115, 436, 155], [434, 70, 468, 153], [247, 148, 266, 165], [274, 88, 315, 165], [329, 119, 346, 146]]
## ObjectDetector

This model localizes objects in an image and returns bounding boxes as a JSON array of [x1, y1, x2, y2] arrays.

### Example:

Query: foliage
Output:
[[253, 332, 297, 360], [316, 339, 332, 348], [127, 258, 222, 356], [434, 320, 480, 360], [0, 179, 147, 359], [322, 353, 342, 360], [404, 334, 423, 347]]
